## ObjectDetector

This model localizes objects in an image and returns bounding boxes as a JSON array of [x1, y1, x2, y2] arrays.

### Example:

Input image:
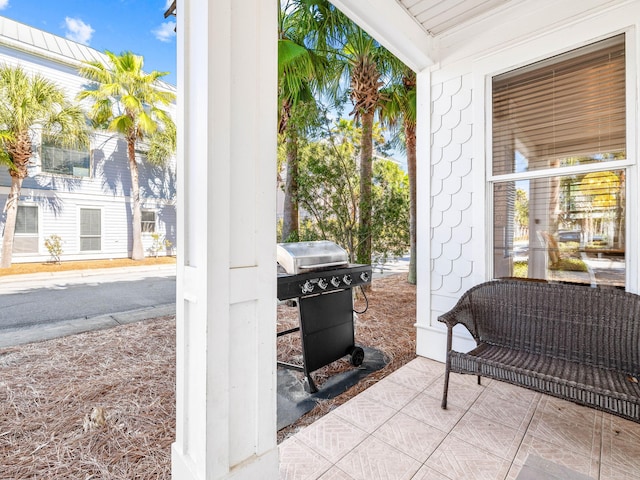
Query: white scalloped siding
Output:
[[430, 73, 475, 307]]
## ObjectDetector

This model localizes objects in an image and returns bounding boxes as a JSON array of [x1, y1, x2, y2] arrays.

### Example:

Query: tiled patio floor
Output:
[[279, 357, 640, 480]]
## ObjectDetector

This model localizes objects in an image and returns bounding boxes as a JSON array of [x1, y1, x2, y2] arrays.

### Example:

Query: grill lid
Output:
[[277, 240, 349, 274]]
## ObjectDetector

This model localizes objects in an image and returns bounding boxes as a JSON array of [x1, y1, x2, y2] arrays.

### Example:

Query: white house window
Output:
[[14, 205, 38, 254], [41, 138, 90, 177], [141, 210, 156, 233], [491, 34, 626, 287], [80, 208, 101, 251]]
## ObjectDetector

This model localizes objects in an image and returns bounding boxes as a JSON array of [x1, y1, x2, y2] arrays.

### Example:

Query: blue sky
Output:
[[0, 0, 177, 85]]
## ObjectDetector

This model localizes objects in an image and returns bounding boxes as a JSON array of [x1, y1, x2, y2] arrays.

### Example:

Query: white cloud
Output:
[[64, 17, 94, 45], [0, 1, 9, 11], [152, 21, 176, 43]]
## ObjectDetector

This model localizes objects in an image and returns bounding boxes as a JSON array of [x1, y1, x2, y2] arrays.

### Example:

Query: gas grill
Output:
[[277, 241, 372, 393]]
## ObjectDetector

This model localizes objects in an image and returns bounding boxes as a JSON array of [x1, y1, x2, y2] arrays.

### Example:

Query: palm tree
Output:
[[278, 0, 335, 242], [0, 65, 89, 268], [78, 51, 176, 260], [340, 27, 394, 265], [379, 66, 417, 284]]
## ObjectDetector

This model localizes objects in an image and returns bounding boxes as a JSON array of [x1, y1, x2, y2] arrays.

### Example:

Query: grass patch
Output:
[[549, 257, 588, 272], [0, 256, 176, 277]]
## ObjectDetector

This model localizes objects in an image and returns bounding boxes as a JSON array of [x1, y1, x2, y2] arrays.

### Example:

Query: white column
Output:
[[415, 68, 439, 360], [172, 1, 279, 479]]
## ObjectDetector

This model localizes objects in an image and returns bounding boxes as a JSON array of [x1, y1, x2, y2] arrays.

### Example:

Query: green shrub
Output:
[[44, 234, 63, 264]]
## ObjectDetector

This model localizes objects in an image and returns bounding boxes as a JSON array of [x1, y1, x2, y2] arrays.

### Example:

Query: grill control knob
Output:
[[343, 274, 352, 285], [301, 280, 314, 294], [318, 278, 328, 290], [330, 276, 341, 287], [360, 272, 370, 282]]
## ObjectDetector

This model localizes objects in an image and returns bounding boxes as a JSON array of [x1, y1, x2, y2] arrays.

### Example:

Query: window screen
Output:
[[141, 210, 156, 233], [16, 206, 38, 234], [80, 208, 101, 251], [14, 205, 38, 254]]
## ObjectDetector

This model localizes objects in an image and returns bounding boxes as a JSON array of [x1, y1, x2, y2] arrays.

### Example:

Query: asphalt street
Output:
[[0, 265, 176, 348]]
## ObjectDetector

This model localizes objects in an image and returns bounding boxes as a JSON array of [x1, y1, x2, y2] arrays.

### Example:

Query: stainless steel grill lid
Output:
[[276, 240, 348, 274]]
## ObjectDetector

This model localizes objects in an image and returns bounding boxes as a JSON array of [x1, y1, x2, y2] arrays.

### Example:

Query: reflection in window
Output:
[[491, 34, 627, 287], [493, 170, 625, 287], [41, 139, 90, 177]]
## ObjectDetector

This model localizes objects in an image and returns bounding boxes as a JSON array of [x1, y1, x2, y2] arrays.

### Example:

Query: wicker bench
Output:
[[439, 279, 640, 422]]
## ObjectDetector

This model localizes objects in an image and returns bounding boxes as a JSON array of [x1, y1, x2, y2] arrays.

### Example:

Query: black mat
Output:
[[277, 346, 387, 430]]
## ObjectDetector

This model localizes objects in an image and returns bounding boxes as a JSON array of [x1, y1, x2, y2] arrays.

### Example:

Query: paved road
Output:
[[0, 257, 409, 349], [0, 265, 176, 347]]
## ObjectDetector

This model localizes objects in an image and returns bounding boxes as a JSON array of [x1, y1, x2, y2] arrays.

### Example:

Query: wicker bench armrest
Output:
[[437, 293, 477, 339]]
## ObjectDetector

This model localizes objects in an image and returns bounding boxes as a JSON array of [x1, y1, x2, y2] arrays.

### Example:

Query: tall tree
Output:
[[323, 15, 394, 265], [379, 66, 417, 284], [278, 0, 335, 242], [0, 66, 89, 268], [78, 51, 176, 260]]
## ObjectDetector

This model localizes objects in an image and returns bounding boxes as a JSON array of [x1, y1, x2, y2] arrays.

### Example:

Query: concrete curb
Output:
[[0, 303, 176, 348]]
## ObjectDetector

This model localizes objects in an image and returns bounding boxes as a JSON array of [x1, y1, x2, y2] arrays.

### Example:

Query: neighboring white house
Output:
[[0, 16, 176, 264], [173, 1, 640, 479]]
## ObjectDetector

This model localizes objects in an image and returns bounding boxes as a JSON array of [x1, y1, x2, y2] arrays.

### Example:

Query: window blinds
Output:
[[492, 34, 625, 176]]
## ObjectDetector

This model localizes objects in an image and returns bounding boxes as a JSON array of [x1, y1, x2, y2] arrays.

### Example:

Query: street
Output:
[[0, 267, 176, 332]]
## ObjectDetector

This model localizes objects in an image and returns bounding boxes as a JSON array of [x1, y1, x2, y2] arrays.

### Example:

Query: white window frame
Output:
[[14, 203, 40, 254], [40, 138, 91, 178], [78, 207, 103, 252], [141, 209, 157, 233], [472, 23, 637, 292]]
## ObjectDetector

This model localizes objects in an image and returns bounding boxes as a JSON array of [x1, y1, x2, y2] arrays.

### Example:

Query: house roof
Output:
[[0, 15, 176, 92], [0, 15, 108, 67]]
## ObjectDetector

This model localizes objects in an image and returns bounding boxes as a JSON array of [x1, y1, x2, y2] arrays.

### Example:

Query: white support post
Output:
[[172, 1, 279, 479], [415, 68, 440, 360]]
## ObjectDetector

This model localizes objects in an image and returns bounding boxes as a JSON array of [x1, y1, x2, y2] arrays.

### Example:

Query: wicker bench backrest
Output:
[[454, 280, 640, 374]]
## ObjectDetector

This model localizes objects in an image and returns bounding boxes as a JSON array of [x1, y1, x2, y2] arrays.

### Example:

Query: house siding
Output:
[[417, 0, 640, 362], [0, 17, 176, 264]]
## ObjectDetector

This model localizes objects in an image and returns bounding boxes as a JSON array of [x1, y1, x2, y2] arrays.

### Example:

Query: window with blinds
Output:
[[491, 35, 626, 288], [14, 205, 38, 254], [80, 208, 101, 252], [492, 34, 626, 176]]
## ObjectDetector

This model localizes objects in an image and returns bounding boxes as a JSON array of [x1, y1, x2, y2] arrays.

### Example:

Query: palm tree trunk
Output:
[[0, 175, 23, 268], [128, 139, 144, 260], [356, 109, 374, 265], [282, 132, 299, 242], [405, 121, 417, 285]]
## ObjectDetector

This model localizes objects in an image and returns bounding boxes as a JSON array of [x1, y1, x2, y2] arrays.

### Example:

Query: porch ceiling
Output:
[[332, 0, 515, 71], [398, 0, 511, 36]]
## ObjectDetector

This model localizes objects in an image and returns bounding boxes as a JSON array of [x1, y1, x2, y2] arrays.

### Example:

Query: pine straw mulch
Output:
[[0, 274, 415, 479]]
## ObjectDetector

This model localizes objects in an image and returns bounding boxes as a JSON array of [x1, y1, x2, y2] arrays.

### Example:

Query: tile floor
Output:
[[279, 357, 640, 480]]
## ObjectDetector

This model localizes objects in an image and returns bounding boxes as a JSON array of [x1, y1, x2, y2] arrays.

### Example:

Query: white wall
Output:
[[416, 0, 640, 362]]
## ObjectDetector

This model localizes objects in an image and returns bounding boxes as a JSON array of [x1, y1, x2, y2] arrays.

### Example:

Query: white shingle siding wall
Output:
[[430, 74, 474, 302], [0, 16, 177, 263]]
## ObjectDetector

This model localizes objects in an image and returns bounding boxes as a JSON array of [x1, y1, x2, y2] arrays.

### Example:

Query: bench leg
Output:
[[441, 325, 453, 409], [478, 375, 481, 385]]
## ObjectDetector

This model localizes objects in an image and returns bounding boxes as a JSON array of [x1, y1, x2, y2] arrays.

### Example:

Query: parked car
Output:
[[557, 230, 581, 243]]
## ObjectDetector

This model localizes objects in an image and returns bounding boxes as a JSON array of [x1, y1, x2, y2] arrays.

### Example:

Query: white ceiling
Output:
[[398, 0, 511, 36]]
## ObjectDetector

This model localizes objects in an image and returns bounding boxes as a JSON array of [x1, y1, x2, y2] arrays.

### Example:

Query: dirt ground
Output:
[[0, 256, 176, 277], [0, 273, 415, 479]]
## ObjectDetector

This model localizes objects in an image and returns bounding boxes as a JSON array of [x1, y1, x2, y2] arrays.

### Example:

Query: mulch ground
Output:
[[0, 274, 415, 479]]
